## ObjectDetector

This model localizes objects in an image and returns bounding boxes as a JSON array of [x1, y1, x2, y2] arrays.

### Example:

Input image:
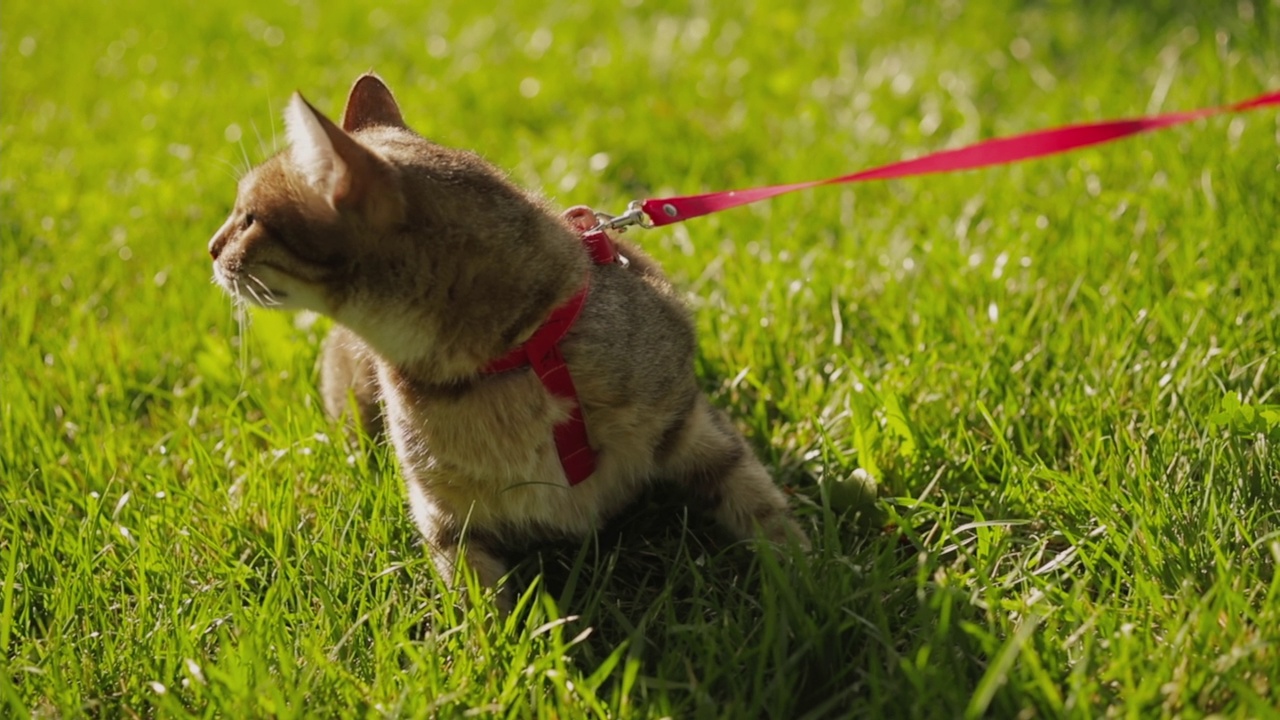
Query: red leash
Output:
[[591, 89, 1280, 231]]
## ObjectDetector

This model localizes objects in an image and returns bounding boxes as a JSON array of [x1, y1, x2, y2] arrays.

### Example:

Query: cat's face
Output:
[[208, 76, 426, 318], [208, 154, 352, 313]]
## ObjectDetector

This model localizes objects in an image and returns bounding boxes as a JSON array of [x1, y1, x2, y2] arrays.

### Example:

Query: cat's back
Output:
[[560, 237, 701, 472]]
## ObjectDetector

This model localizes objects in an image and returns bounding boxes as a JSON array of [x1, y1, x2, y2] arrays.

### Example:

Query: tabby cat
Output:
[[208, 74, 808, 611]]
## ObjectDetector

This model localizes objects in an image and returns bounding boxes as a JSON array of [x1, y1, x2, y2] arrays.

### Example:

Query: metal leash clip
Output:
[[591, 200, 654, 233]]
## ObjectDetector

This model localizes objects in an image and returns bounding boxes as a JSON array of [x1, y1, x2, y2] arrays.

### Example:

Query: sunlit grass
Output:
[[3, 0, 1278, 716]]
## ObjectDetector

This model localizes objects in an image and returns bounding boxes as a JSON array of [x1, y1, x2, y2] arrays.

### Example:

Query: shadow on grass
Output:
[[498, 484, 999, 718]]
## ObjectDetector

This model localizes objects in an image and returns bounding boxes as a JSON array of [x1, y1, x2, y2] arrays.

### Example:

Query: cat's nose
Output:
[[208, 230, 228, 260]]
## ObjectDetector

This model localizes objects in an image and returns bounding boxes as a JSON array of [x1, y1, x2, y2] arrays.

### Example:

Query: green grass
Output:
[[3, 0, 1279, 716]]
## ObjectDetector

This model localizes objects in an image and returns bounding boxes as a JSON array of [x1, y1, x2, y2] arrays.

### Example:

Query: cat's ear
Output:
[[284, 92, 404, 226], [342, 73, 407, 133]]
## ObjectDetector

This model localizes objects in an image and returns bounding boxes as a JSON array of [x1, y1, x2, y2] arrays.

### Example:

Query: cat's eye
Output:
[[242, 213, 256, 231]]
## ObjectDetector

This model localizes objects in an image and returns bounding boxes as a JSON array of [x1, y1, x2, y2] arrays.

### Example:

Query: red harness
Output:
[[479, 208, 621, 486]]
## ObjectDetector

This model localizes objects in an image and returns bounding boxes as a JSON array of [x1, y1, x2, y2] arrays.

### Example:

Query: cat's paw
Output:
[[758, 514, 812, 553]]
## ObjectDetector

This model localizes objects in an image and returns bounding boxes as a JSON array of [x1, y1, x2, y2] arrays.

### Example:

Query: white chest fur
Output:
[[376, 363, 648, 539]]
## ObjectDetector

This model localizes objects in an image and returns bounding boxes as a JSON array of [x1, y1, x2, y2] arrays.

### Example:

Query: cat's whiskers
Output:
[[208, 155, 245, 183], [232, 299, 251, 384], [243, 273, 282, 307], [228, 277, 252, 307], [245, 284, 267, 306], [250, 118, 271, 161], [239, 277, 271, 308], [267, 97, 279, 153], [236, 134, 252, 177]]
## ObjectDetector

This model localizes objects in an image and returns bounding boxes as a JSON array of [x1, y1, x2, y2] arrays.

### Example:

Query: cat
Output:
[[208, 73, 809, 612]]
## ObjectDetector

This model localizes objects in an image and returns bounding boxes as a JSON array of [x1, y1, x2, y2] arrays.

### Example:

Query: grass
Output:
[[3, 0, 1279, 716]]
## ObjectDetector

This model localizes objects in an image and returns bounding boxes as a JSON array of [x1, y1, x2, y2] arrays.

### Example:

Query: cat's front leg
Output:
[[320, 325, 384, 437], [663, 397, 811, 550], [426, 532, 514, 615], [408, 479, 514, 613]]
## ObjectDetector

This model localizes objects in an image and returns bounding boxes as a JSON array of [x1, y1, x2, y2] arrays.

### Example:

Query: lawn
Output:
[[3, 0, 1279, 717]]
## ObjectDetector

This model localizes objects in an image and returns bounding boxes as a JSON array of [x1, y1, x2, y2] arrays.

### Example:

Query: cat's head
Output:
[[209, 75, 585, 370]]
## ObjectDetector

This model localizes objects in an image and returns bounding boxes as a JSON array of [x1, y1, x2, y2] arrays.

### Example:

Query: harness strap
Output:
[[479, 211, 619, 486]]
